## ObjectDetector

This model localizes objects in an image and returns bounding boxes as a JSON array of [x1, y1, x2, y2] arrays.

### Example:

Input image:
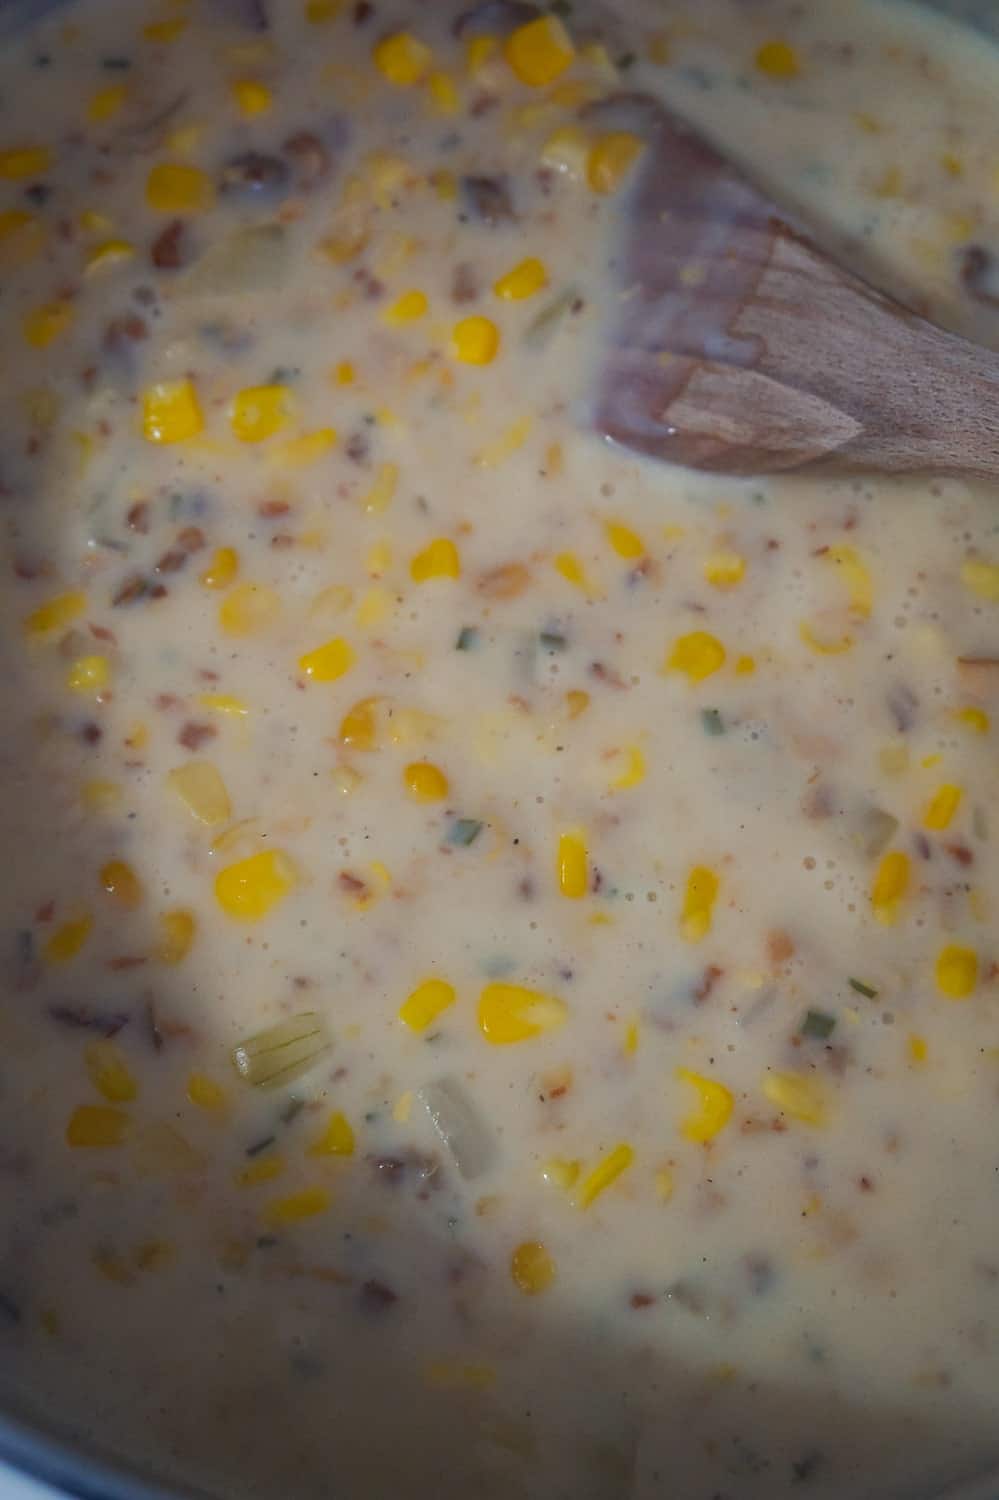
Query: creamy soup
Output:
[[0, 2, 998, 1498]]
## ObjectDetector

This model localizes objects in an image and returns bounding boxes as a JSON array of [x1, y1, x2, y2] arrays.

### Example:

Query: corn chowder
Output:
[[0, 1, 998, 1497]]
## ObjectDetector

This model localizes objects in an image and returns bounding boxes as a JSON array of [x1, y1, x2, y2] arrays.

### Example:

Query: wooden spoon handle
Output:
[[592, 96, 999, 479]]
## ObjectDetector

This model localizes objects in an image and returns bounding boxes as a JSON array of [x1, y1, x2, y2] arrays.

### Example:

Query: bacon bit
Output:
[[177, 720, 216, 751], [767, 930, 795, 964], [693, 964, 723, 1002], [858, 1175, 875, 1193], [957, 657, 999, 697], [107, 956, 148, 971], [35, 901, 55, 923], [258, 499, 291, 519], [103, 314, 148, 356], [915, 833, 932, 861], [13, 556, 48, 580], [176, 526, 205, 553], [450, 262, 479, 304], [283, 131, 331, 192], [338, 870, 369, 898], [589, 660, 627, 689], [113, 574, 159, 606], [945, 843, 974, 867], [80, 722, 103, 745], [352, 0, 373, 21], [49, 1003, 129, 1036], [630, 1291, 656, 1309], [89, 624, 116, 644], [477, 562, 531, 600], [126, 501, 150, 533], [352, 267, 384, 301], [150, 219, 188, 270], [345, 431, 370, 464], [360, 1279, 398, 1313], [154, 548, 188, 575], [270, 534, 294, 550], [155, 693, 179, 711]]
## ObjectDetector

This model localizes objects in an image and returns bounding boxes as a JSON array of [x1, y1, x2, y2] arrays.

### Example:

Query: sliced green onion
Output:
[[455, 625, 479, 651], [449, 818, 483, 847], [701, 708, 724, 736], [848, 977, 878, 999], [232, 1012, 331, 1089], [801, 1009, 836, 1039]]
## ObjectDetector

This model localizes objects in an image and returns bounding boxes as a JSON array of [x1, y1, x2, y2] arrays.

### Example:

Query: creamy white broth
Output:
[[0, 2, 998, 1499]]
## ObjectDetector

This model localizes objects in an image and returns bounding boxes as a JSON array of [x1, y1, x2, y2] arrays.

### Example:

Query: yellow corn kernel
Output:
[[676, 1067, 734, 1143], [165, 121, 204, 155], [272, 428, 337, 469], [541, 124, 589, 178], [541, 1156, 580, 1190], [736, 655, 756, 675], [604, 519, 645, 560], [465, 33, 497, 74], [554, 551, 600, 596], [0, 207, 37, 242], [85, 1040, 137, 1103], [623, 1019, 639, 1055], [298, 637, 355, 684], [511, 1241, 555, 1294], [586, 131, 644, 194], [219, 582, 281, 636], [399, 978, 456, 1031], [427, 70, 459, 113], [306, 0, 342, 19], [494, 257, 548, 302], [334, 360, 355, 386], [308, 1110, 355, 1156], [478, 982, 567, 1044], [44, 915, 91, 964], [236, 1153, 285, 1187], [145, 163, 214, 214], [762, 1071, 827, 1125], [666, 631, 726, 683], [361, 462, 398, 515], [81, 778, 121, 813], [451, 315, 500, 366], [87, 84, 127, 122], [264, 1187, 330, 1226], [126, 722, 149, 751], [85, 238, 135, 275], [655, 1167, 674, 1202], [382, 289, 428, 326], [231, 78, 272, 117], [187, 1072, 227, 1112], [168, 761, 232, 827], [66, 654, 110, 696], [410, 537, 460, 582], [956, 706, 990, 734], [230, 384, 292, 442], [25, 590, 86, 638], [339, 696, 379, 751], [0, 145, 51, 179], [755, 39, 800, 78], [703, 551, 746, 589], [935, 943, 977, 1000], [142, 379, 203, 444], [332, 764, 362, 797], [199, 547, 239, 590], [826, 545, 873, 618], [66, 1104, 129, 1149], [505, 15, 575, 87], [374, 31, 432, 85], [961, 557, 999, 601], [921, 753, 942, 769], [923, 783, 962, 832], [799, 620, 853, 655], [100, 859, 143, 909], [681, 865, 719, 942], [366, 539, 392, 577], [144, 16, 187, 42], [608, 744, 646, 791], [404, 761, 449, 802], [574, 1142, 634, 1209], [879, 742, 909, 777], [24, 300, 74, 349], [215, 850, 296, 921], [870, 850, 909, 925], [566, 689, 590, 719], [907, 1035, 928, 1065], [557, 830, 588, 899], [155, 908, 196, 965]]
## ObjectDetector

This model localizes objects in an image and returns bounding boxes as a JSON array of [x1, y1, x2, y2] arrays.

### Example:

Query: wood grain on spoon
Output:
[[592, 95, 999, 478]]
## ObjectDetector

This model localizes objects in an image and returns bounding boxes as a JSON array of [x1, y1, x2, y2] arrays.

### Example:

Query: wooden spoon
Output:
[[591, 95, 999, 478]]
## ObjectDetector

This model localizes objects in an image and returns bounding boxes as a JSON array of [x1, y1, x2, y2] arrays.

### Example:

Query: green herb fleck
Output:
[[449, 818, 483, 847], [539, 630, 567, 651], [455, 625, 479, 651], [701, 708, 724, 736], [801, 1009, 836, 1040], [616, 51, 636, 70], [848, 977, 878, 999]]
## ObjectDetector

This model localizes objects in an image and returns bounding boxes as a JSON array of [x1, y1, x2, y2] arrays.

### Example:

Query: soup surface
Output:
[[0, 2, 998, 1497]]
